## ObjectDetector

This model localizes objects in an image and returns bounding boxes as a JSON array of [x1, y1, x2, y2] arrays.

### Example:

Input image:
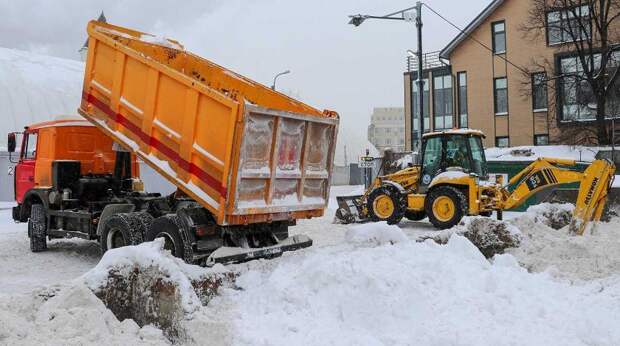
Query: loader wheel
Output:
[[100, 213, 145, 253], [29, 204, 47, 253], [425, 186, 467, 230], [405, 210, 426, 221], [146, 215, 194, 264], [368, 185, 406, 225]]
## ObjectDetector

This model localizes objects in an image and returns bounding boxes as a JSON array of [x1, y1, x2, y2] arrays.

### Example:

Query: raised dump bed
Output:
[[79, 21, 338, 227]]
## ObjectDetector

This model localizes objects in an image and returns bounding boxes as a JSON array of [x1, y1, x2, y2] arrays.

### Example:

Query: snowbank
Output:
[[485, 145, 601, 162], [213, 232, 620, 346], [0, 46, 84, 147], [345, 222, 408, 245]]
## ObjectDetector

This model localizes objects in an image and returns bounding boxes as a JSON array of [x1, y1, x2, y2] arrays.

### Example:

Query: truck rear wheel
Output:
[[29, 204, 47, 252], [425, 186, 467, 230], [146, 215, 194, 264], [100, 213, 145, 253]]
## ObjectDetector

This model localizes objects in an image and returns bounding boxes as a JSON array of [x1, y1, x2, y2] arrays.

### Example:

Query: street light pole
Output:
[[271, 70, 290, 91], [348, 3, 425, 153], [415, 2, 424, 155]]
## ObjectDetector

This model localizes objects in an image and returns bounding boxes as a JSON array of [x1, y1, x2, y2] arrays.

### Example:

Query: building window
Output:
[[558, 51, 620, 121], [457, 72, 468, 128], [534, 135, 549, 146], [492, 21, 506, 54], [547, 5, 591, 45], [412, 78, 430, 133], [532, 72, 548, 111], [433, 74, 453, 130], [386, 138, 392, 145], [494, 77, 508, 115], [495, 136, 509, 148]]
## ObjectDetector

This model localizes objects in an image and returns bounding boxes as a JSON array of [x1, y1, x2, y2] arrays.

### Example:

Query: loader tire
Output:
[[29, 204, 47, 253], [405, 210, 426, 221], [367, 185, 406, 225], [100, 213, 145, 253], [425, 186, 467, 230], [146, 215, 194, 264]]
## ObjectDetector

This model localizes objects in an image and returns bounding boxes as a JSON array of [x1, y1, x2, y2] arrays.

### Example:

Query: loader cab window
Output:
[[421, 136, 443, 185], [469, 136, 488, 177], [444, 135, 471, 172]]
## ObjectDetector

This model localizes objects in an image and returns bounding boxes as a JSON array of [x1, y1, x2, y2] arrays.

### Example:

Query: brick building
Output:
[[404, 0, 619, 150]]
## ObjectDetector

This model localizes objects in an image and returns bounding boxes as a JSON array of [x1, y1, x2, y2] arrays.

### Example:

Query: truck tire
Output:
[[425, 186, 468, 230], [29, 204, 47, 252], [367, 185, 406, 225], [100, 213, 145, 253], [129, 212, 154, 239], [405, 210, 426, 221], [146, 215, 194, 264]]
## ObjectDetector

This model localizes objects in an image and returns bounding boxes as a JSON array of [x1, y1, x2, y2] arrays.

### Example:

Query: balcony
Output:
[[406, 51, 449, 72]]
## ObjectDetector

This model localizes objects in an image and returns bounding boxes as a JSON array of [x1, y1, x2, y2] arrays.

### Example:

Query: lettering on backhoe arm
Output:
[[525, 169, 557, 191], [584, 177, 599, 206]]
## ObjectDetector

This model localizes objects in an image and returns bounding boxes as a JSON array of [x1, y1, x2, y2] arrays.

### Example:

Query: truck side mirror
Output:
[[7, 133, 16, 153]]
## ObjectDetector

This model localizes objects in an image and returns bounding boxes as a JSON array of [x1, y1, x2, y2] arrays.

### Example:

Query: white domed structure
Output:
[[0, 46, 84, 149]]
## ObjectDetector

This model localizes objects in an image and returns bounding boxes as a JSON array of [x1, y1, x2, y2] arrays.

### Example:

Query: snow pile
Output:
[[508, 213, 620, 281], [83, 239, 234, 341], [485, 145, 601, 162], [345, 222, 408, 245], [0, 46, 84, 146], [522, 202, 575, 229], [213, 233, 620, 345], [0, 284, 168, 345]]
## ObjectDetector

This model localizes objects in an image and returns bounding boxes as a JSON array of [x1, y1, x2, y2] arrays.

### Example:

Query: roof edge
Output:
[[439, 0, 505, 59]]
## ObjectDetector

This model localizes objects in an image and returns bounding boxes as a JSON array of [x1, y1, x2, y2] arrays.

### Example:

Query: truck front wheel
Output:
[[29, 204, 47, 252], [100, 213, 145, 253], [146, 215, 194, 264]]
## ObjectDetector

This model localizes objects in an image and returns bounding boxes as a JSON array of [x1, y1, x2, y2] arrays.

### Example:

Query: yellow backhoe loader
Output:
[[335, 130, 615, 235]]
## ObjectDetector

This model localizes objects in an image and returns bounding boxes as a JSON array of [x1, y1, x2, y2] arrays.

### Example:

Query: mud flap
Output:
[[335, 195, 367, 224], [203, 234, 313, 266]]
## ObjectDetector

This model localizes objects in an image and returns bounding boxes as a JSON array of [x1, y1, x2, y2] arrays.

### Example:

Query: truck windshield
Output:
[[469, 136, 488, 177]]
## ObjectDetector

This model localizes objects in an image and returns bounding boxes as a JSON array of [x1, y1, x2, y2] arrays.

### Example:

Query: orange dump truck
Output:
[[9, 21, 338, 265]]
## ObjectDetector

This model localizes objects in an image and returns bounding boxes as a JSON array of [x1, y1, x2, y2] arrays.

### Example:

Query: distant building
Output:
[[79, 11, 107, 61], [367, 107, 406, 153]]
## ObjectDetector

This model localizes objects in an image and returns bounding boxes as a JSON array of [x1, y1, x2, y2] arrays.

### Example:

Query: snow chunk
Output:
[[345, 222, 409, 245], [524, 203, 575, 229]]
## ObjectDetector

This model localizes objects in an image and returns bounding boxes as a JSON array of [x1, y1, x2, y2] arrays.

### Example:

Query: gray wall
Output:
[[1, 152, 176, 202]]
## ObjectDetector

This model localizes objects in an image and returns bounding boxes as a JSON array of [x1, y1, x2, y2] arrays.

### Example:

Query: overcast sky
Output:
[[0, 0, 490, 158]]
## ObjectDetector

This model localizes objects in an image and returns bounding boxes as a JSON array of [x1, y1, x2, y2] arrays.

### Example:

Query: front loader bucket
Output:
[[334, 195, 367, 224], [569, 159, 616, 235]]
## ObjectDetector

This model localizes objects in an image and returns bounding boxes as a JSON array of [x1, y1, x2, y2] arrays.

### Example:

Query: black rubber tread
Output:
[[100, 213, 145, 253], [146, 214, 194, 264], [130, 212, 155, 239], [424, 185, 468, 230], [367, 185, 407, 225], [405, 210, 426, 221], [29, 204, 47, 252]]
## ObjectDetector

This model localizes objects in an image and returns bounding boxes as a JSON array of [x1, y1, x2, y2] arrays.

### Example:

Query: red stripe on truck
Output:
[[82, 92, 228, 198]]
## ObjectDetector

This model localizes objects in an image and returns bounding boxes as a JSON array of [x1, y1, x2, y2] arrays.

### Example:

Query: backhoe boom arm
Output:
[[500, 158, 615, 235]]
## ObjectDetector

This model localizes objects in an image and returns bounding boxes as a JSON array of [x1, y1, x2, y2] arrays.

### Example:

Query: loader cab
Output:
[[419, 130, 488, 189]]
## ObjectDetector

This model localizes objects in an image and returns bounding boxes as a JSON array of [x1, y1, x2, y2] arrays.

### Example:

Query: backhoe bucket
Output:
[[569, 159, 616, 235], [335, 195, 367, 224]]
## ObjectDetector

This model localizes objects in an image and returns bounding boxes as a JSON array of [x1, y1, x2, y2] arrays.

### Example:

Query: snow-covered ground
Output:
[[2, 186, 620, 345]]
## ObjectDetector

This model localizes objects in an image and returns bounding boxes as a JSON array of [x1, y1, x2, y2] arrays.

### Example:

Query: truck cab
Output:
[[9, 118, 140, 223]]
